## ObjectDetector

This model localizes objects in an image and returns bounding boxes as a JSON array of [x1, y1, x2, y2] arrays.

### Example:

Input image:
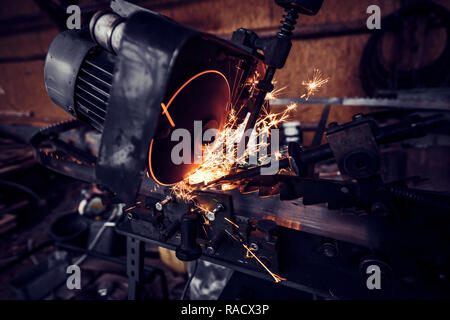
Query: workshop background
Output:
[[0, 0, 449, 300], [2, 0, 449, 132]]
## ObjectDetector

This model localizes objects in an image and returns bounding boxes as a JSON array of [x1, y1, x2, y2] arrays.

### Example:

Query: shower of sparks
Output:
[[300, 68, 329, 100], [170, 180, 196, 202], [170, 98, 296, 201], [156, 68, 327, 283]]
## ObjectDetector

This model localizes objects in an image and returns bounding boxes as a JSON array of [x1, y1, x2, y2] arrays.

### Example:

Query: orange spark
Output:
[[202, 225, 209, 238], [222, 228, 286, 283], [221, 184, 235, 191], [242, 244, 286, 283], [224, 217, 239, 229], [160, 102, 175, 127], [265, 83, 287, 101], [245, 246, 255, 258], [300, 68, 329, 100]]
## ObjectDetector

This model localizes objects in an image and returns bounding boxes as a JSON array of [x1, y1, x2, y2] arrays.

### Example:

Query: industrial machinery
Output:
[[32, 0, 450, 299]]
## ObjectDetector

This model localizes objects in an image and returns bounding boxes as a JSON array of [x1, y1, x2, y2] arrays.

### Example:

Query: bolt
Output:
[[155, 195, 173, 211], [206, 246, 215, 255], [127, 212, 133, 220], [353, 113, 364, 121], [206, 211, 215, 221], [213, 203, 224, 213], [249, 242, 259, 251], [206, 203, 224, 222]]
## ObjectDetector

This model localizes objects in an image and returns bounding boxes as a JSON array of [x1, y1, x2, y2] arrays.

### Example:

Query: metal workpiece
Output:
[[231, 191, 371, 248], [269, 96, 450, 111]]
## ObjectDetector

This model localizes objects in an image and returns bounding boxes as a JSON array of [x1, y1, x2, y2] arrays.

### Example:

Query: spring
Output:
[[277, 8, 299, 38], [388, 186, 425, 202]]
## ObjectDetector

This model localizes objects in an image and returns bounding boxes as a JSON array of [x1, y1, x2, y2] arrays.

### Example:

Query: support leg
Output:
[[127, 236, 145, 300]]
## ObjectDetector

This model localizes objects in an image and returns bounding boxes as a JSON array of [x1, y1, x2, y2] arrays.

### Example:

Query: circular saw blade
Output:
[[148, 70, 231, 185]]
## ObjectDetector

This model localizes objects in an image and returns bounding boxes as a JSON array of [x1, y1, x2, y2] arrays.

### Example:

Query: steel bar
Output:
[[270, 97, 450, 111]]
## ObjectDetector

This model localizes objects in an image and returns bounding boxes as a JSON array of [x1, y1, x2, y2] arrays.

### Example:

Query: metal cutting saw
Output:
[[33, 0, 450, 299]]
